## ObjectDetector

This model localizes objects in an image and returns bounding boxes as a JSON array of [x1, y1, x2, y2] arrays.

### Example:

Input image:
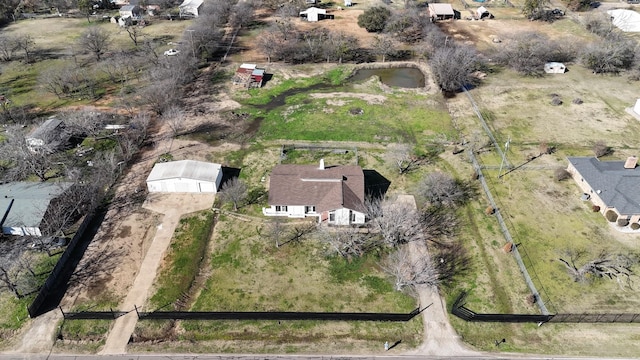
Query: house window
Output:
[[305, 206, 316, 213], [275, 205, 288, 212], [329, 212, 335, 222], [350, 211, 356, 222]]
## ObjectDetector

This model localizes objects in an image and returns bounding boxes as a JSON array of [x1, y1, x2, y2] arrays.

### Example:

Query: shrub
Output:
[[493, 32, 576, 76], [581, 39, 636, 74], [605, 209, 618, 222], [617, 218, 629, 227], [592, 205, 600, 212], [357, 6, 391, 33], [554, 167, 571, 181], [630, 223, 640, 230], [593, 141, 611, 158], [485, 206, 495, 215]]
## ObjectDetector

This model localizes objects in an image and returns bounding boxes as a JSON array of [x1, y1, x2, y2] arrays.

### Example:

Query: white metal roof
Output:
[[429, 3, 454, 16], [146, 160, 221, 183]]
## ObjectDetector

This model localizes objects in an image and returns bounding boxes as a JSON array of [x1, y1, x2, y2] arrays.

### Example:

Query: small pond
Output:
[[349, 67, 425, 88]]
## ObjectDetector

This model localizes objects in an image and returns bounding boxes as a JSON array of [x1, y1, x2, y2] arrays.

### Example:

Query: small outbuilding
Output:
[[344, 0, 353, 6], [544, 62, 567, 74], [634, 99, 640, 116], [477, 6, 493, 19], [428, 3, 456, 21], [179, 0, 204, 18], [25, 117, 70, 153], [146, 160, 223, 193], [119, 5, 142, 19], [300, 7, 332, 22], [233, 64, 266, 88]]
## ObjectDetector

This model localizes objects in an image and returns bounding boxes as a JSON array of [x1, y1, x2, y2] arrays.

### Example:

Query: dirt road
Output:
[[99, 193, 215, 354], [396, 195, 477, 356]]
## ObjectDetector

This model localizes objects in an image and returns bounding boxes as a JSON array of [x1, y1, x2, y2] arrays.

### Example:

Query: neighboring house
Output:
[[0, 182, 71, 237], [544, 62, 566, 74], [428, 3, 456, 21], [263, 160, 366, 226], [146, 160, 223, 193], [567, 156, 640, 228], [119, 5, 142, 19], [232, 64, 265, 88], [345, 0, 353, 6], [179, 0, 204, 18], [300, 7, 333, 22], [25, 118, 69, 153]]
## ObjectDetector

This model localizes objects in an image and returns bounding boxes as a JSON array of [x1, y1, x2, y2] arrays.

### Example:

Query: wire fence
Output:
[[451, 292, 640, 323], [462, 87, 555, 315], [60, 307, 422, 322]]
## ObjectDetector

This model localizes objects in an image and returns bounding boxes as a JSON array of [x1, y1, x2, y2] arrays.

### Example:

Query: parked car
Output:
[[163, 48, 180, 56]]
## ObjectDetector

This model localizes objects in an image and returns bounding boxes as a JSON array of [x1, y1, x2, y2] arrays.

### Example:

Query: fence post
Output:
[[59, 306, 65, 318], [134, 304, 140, 319]]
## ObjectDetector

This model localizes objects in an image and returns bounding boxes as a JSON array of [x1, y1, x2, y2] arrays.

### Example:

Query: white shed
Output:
[[146, 160, 223, 193], [544, 62, 566, 74], [344, 0, 353, 6], [300, 7, 326, 22], [634, 99, 640, 116], [179, 0, 204, 18]]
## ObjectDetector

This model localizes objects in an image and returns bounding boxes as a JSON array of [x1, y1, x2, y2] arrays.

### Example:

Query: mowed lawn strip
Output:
[[149, 210, 215, 310]]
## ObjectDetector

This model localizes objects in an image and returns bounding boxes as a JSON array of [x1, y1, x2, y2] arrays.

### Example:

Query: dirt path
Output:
[[396, 195, 478, 356], [99, 193, 215, 355]]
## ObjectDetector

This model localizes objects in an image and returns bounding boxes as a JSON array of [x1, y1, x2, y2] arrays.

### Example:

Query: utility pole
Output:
[[498, 136, 510, 178]]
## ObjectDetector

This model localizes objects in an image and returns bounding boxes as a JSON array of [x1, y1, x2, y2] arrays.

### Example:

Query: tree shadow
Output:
[[363, 169, 390, 199], [220, 166, 241, 188]]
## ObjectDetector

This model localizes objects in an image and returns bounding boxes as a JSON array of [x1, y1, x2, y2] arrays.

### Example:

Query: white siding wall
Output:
[[147, 178, 218, 193], [3, 226, 42, 237]]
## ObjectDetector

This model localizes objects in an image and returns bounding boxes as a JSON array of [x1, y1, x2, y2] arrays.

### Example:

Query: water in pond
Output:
[[349, 67, 425, 88]]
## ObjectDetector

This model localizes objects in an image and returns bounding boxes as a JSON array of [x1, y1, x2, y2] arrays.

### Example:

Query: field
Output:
[[2, 0, 640, 356]]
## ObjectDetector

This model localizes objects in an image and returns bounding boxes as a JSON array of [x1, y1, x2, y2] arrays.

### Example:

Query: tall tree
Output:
[[79, 27, 111, 62], [381, 246, 439, 291], [357, 6, 391, 33]]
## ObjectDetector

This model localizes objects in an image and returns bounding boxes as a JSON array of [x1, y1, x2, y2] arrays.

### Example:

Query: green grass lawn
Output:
[[132, 214, 422, 353]]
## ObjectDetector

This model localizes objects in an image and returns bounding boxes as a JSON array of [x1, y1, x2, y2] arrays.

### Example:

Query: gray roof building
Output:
[[25, 118, 69, 152], [0, 182, 71, 237], [567, 156, 640, 217]]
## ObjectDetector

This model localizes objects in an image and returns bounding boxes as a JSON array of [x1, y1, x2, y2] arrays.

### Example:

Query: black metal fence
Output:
[[61, 307, 421, 322], [27, 210, 101, 318], [451, 292, 640, 324]]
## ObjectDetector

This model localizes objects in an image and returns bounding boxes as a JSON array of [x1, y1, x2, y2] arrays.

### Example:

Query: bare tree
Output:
[[558, 249, 637, 287], [494, 32, 577, 76], [323, 31, 359, 64], [581, 38, 636, 74], [381, 246, 438, 292], [219, 177, 248, 211], [371, 34, 395, 63], [430, 44, 481, 92], [40, 64, 99, 99], [15, 34, 35, 63], [1, 126, 57, 182], [416, 171, 468, 208], [230, 0, 255, 28], [592, 140, 611, 158], [78, 27, 111, 62], [0, 35, 18, 61], [256, 29, 280, 63], [264, 217, 287, 248], [318, 226, 377, 258], [364, 197, 421, 247], [162, 105, 186, 137], [387, 143, 421, 175], [124, 25, 143, 47]]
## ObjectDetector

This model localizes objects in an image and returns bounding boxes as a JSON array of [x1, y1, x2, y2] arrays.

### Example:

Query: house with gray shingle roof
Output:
[[262, 160, 366, 225], [567, 156, 640, 229]]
